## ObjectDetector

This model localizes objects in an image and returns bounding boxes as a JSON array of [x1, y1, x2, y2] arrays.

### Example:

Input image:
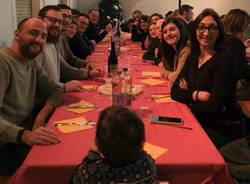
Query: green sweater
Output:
[[0, 48, 64, 146]]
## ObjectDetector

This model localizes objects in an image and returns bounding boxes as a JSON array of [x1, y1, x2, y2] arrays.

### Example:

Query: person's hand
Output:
[[65, 80, 83, 92], [161, 70, 169, 79], [84, 62, 96, 70], [198, 91, 211, 101], [105, 23, 113, 32], [89, 68, 104, 78], [90, 40, 96, 49], [22, 127, 60, 146], [179, 78, 188, 89], [154, 48, 159, 58]]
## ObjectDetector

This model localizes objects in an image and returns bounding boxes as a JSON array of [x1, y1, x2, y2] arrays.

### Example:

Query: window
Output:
[[16, 0, 32, 24]]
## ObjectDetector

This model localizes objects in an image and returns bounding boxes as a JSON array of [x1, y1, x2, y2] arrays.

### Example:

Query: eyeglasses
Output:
[[79, 21, 89, 26], [197, 23, 218, 34], [62, 14, 72, 19], [44, 16, 62, 25]]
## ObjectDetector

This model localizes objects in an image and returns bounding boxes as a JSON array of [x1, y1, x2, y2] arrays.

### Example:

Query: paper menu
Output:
[[144, 142, 167, 159], [139, 78, 166, 86], [63, 100, 97, 114], [142, 71, 161, 77]]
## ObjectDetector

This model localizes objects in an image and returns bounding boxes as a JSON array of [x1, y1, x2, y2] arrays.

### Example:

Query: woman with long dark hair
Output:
[[171, 9, 244, 147], [160, 17, 190, 88]]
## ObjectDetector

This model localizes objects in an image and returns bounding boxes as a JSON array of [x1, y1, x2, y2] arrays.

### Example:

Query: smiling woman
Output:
[[160, 17, 190, 88], [171, 8, 245, 148]]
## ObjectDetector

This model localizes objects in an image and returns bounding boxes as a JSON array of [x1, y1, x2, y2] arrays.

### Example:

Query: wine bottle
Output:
[[108, 40, 118, 76], [114, 21, 121, 56]]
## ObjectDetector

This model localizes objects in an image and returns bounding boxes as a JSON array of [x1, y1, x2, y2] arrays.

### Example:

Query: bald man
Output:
[[0, 17, 63, 175]]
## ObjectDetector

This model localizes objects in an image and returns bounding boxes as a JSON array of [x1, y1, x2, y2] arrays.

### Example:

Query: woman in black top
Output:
[[171, 9, 243, 147]]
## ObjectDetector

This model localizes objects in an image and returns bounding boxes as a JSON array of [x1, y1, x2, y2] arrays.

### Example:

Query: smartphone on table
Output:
[[150, 115, 183, 125]]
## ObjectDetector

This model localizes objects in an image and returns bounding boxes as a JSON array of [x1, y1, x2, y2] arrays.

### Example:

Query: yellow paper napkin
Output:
[[54, 116, 93, 133], [82, 85, 97, 91], [139, 78, 166, 86], [142, 71, 161, 77], [144, 142, 167, 159], [152, 95, 176, 103], [63, 100, 96, 114]]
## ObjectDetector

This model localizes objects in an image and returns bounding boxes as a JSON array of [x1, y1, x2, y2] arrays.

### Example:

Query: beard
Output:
[[46, 26, 61, 43], [19, 40, 43, 60]]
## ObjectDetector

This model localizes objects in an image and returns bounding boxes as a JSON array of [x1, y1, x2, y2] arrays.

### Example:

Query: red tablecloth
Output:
[[8, 41, 233, 184]]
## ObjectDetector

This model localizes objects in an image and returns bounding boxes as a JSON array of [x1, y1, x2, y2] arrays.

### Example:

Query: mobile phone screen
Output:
[[158, 116, 182, 123]]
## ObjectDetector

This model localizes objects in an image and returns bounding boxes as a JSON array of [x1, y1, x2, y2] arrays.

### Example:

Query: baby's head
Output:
[[96, 106, 145, 165]]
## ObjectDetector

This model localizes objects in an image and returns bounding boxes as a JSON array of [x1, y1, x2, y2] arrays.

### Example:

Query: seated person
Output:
[[77, 13, 95, 52], [56, 6, 97, 70], [142, 23, 162, 64], [150, 13, 163, 24], [85, 9, 112, 43], [131, 15, 150, 42], [171, 9, 244, 148], [160, 18, 190, 88], [57, 4, 72, 34], [220, 135, 250, 184], [37, 5, 104, 92], [72, 106, 157, 184], [0, 18, 63, 175], [223, 9, 250, 101], [65, 19, 92, 59], [142, 22, 157, 50]]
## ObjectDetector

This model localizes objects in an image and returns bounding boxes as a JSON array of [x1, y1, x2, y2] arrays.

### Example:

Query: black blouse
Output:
[[171, 50, 242, 122]]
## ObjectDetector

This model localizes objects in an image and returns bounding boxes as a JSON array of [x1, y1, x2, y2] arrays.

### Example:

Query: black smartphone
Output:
[[150, 115, 183, 125]]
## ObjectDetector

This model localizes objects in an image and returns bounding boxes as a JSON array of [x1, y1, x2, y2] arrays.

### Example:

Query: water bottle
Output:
[[112, 71, 127, 106], [121, 67, 132, 107]]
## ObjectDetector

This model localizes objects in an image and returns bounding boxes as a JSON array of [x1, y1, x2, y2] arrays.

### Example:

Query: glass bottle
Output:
[[108, 39, 118, 77], [114, 21, 121, 56]]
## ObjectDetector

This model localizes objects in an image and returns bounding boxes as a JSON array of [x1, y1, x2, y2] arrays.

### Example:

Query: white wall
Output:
[[0, 0, 61, 47], [1, 0, 249, 47], [76, 0, 99, 13], [182, 0, 250, 17], [0, 0, 16, 47], [77, 0, 250, 19]]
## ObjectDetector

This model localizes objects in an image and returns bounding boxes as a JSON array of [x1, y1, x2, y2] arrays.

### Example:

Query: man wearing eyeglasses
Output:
[[36, 5, 103, 92], [57, 4, 72, 34], [56, 5, 100, 71]]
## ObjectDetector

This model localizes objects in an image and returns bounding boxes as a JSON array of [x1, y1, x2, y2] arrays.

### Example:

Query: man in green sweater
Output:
[[0, 17, 63, 175]]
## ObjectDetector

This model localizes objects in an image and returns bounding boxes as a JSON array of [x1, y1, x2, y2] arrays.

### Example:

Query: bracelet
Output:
[[196, 90, 199, 101], [16, 129, 25, 144]]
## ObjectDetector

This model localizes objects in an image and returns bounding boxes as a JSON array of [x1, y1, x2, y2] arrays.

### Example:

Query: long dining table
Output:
[[8, 38, 233, 184]]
